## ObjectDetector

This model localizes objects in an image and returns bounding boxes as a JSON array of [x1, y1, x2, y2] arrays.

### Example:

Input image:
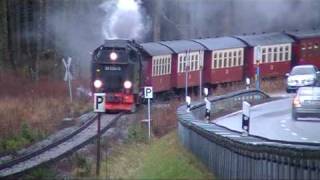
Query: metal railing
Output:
[[177, 89, 320, 180]]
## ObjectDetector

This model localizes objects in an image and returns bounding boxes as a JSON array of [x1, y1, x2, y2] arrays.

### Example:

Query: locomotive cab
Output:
[[91, 39, 142, 112]]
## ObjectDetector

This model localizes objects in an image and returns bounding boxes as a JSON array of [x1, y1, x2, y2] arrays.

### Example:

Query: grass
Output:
[[100, 130, 215, 179], [0, 72, 91, 154]]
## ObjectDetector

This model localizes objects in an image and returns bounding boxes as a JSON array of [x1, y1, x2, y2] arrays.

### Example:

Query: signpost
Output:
[[94, 93, 106, 176], [255, 46, 262, 90], [246, 77, 250, 90], [62, 57, 73, 103], [199, 51, 203, 99], [144, 87, 153, 140], [185, 49, 190, 98], [186, 96, 191, 112], [242, 101, 251, 136]]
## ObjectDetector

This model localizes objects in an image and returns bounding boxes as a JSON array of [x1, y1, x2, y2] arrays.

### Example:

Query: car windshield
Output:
[[291, 67, 315, 75], [299, 88, 320, 96]]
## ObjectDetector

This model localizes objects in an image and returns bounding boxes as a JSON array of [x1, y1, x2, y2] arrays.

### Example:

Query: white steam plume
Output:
[[100, 0, 150, 40]]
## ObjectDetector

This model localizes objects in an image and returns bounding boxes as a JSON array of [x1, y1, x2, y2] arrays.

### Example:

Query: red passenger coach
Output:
[[193, 37, 247, 84], [236, 33, 294, 78], [159, 40, 206, 89], [286, 30, 320, 67], [140, 42, 174, 92]]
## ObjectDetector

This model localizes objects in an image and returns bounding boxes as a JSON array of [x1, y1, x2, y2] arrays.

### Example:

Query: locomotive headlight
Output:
[[94, 79, 103, 89], [110, 52, 118, 61], [124, 80, 132, 89]]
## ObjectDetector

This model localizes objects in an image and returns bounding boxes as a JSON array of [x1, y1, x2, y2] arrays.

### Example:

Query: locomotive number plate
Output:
[[105, 66, 121, 71]]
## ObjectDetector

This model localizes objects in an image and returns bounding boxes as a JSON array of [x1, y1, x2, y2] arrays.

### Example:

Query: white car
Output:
[[286, 65, 320, 93]]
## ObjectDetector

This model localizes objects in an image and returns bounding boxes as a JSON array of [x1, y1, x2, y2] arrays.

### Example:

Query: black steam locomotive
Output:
[[91, 40, 142, 112]]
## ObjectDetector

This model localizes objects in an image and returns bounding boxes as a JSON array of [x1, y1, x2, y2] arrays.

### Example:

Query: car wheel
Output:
[[292, 111, 298, 120]]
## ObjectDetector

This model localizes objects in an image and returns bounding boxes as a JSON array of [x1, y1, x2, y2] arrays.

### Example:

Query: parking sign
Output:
[[94, 93, 106, 112], [144, 87, 153, 99]]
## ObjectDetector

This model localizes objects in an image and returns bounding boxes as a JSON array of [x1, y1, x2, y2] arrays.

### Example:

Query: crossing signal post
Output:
[[93, 93, 106, 176], [62, 57, 73, 103]]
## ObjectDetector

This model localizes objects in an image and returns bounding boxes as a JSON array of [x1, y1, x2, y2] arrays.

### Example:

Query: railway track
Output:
[[0, 112, 123, 178]]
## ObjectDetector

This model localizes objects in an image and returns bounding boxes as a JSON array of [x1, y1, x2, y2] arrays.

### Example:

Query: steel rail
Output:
[[0, 112, 123, 178]]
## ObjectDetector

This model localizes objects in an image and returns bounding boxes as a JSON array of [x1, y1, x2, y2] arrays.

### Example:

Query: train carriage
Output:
[[236, 33, 294, 78], [159, 40, 206, 89], [193, 37, 246, 84], [140, 42, 174, 92], [286, 30, 320, 67]]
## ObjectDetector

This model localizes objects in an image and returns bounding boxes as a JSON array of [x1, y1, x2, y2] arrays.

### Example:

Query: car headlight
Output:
[[287, 79, 296, 85], [304, 78, 315, 84]]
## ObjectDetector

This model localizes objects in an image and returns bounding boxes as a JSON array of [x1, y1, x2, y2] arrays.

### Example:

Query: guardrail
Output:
[[177, 89, 320, 180]]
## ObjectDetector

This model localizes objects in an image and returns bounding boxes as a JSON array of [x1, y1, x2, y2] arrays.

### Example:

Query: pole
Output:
[[256, 63, 260, 90], [96, 113, 101, 176], [185, 50, 189, 98], [68, 74, 73, 103], [148, 98, 151, 140], [199, 66, 203, 99]]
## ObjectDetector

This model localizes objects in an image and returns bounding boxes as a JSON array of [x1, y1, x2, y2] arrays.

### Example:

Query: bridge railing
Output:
[[177, 89, 320, 180]]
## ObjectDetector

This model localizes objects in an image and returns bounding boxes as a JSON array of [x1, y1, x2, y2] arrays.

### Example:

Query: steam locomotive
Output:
[[91, 29, 320, 112], [91, 40, 142, 112]]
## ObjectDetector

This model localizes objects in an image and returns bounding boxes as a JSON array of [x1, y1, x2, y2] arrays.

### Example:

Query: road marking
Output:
[[291, 132, 298, 136], [281, 124, 286, 128], [284, 128, 290, 131], [280, 120, 286, 123], [300, 137, 308, 141]]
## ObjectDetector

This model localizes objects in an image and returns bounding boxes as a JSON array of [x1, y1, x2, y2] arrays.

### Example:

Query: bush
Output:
[[127, 123, 148, 143], [24, 166, 56, 180], [74, 153, 92, 177]]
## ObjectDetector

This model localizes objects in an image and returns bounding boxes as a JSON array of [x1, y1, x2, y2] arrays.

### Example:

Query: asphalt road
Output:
[[215, 96, 320, 143]]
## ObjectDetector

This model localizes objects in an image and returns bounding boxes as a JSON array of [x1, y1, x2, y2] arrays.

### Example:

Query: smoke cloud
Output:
[[147, 0, 320, 40], [101, 0, 151, 40]]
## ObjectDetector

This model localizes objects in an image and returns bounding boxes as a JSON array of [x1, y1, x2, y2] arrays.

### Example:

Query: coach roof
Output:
[[140, 42, 173, 56], [286, 29, 320, 39], [235, 32, 294, 46], [193, 37, 247, 50], [159, 40, 206, 53]]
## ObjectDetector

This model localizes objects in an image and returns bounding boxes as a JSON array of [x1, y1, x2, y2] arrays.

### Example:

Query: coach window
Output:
[[168, 58, 171, 74], [238, 50, 242, 66], [233, 51, 237, 66], [273, 47, 278, 62], [219, 52, 223, 68], [228, 52, 232, 67], [195, 55, 199, 70], [212, 52, 217, 69], [285, 46, 289, 60], [223, 52, 227, 68], [189, 55, 193, 71], [261, 48, 266, 63], [279, 47, 284, 61], [163, 58, 167, 74], [267, 48, 272, 63], [158, 58, 161, 75]]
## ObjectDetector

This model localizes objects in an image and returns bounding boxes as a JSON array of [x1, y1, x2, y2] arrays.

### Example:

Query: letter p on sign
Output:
[[144, 87, 153, 99], [94, 93, 106, 112]]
